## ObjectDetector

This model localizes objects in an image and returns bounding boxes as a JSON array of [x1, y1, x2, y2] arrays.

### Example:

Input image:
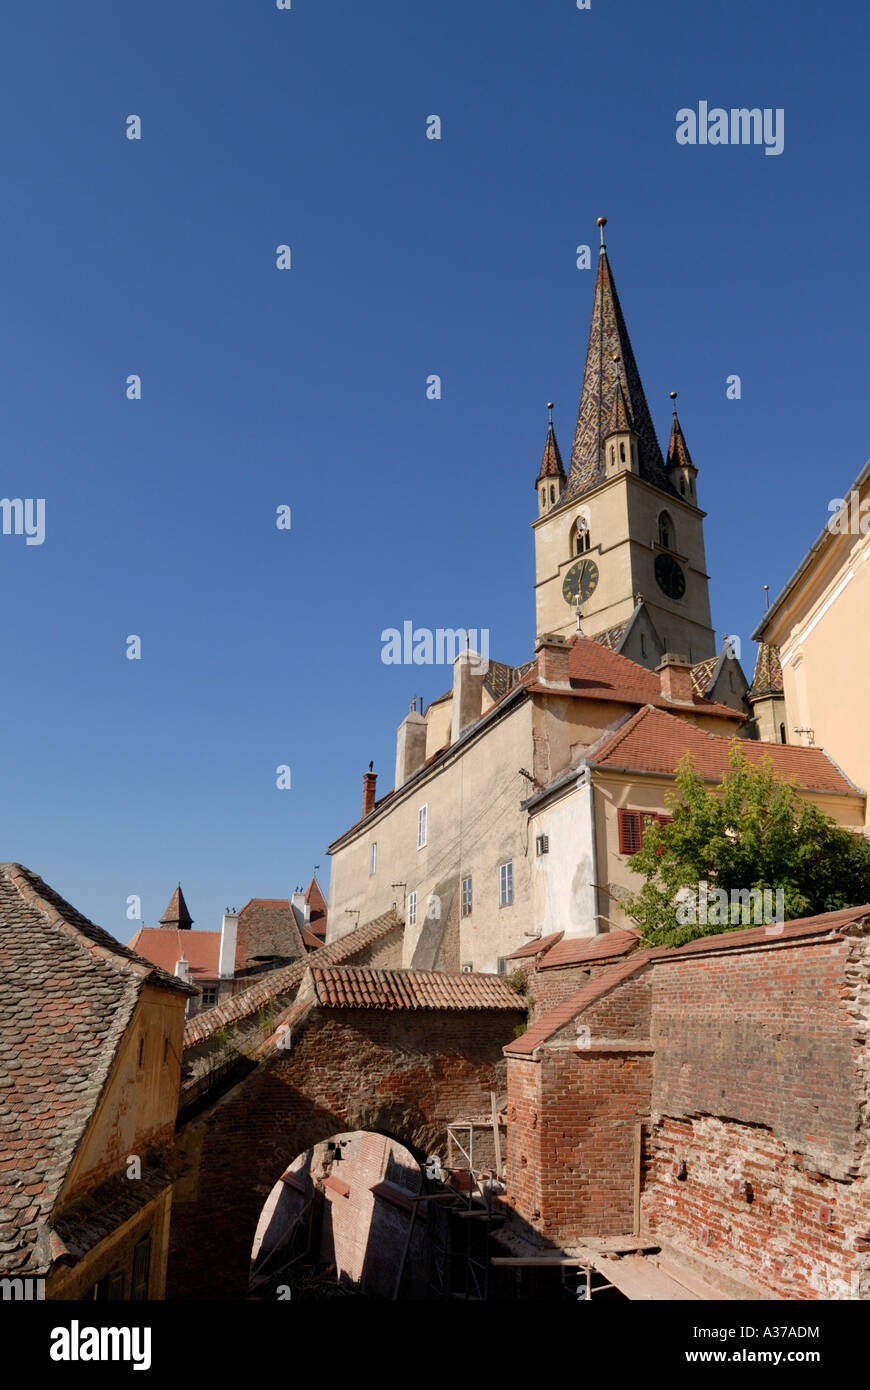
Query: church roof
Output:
[[605, 374, 634, 437], [536, 419, 566, 483], [748, 642, 785, 699], [159, 884, 193, 929], [562, 230, 675, 504]]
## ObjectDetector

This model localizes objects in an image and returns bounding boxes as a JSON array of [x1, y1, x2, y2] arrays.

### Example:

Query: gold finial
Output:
[[764, 583, 770, 611], [597, 216, 607, 251], [597, 216, 607, 227], [547, 401, 554, 424]]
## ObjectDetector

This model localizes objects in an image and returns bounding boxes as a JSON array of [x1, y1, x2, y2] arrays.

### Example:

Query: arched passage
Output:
[[166, 976, 523, 1299]]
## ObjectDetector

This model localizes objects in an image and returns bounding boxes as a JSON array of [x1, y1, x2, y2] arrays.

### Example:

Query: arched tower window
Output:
[[550, 485, 555, 503], [658, 511, 673, 549], [679, 478, 686, 495], [573, 516, 591, 555], [619, 442, 626, 463]]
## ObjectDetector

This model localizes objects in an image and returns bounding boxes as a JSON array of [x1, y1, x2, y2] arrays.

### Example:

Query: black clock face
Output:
[[655, 553, 686, 599], [562, 558, 599, 607]]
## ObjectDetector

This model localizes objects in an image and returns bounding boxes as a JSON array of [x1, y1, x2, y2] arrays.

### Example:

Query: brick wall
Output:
[[168, 1003, 521, 1298]]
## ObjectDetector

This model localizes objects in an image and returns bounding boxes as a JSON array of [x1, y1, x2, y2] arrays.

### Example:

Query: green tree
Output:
[[624, 743, 870, 947]]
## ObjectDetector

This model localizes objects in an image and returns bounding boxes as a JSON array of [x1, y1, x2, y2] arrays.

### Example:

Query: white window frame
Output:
[[461, 875, 472, 917], [499, 861, 514, 907], [417, 804, 428, 850], [408, 891, 417, 927], [370, 842, 377, 876]]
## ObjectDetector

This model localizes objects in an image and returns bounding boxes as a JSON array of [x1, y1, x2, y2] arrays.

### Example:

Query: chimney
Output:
[[656, 652, 695, 704], [362, 763, 377, 817], [451, 649, 487, 743], [291, 888, 306, 913], [395, 705, 428, 788], [174, 951, 190, 984], [534, 632, 571, 688], [218, 911, 239, 979]]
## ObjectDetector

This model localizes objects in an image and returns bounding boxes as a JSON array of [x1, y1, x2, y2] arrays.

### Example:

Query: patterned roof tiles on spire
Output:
[[536, 418, 566, 484], [159, 884, 193, 930]]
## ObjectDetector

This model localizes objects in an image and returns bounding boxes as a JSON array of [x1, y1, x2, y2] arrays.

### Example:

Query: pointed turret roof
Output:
[[666, 395, 696, 473], [562, 220, 674, 504], [748, 642, 784, 701], [159, 884, 193, 930], [605, 371, 634, 437], [536, 408, 566, 484]]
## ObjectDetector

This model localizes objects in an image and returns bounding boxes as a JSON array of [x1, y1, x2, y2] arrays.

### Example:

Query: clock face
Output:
[[562, 558, 599, 607], [654, 553, 686, 600]]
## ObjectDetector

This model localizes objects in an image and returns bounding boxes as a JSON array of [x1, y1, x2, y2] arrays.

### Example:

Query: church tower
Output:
[[532, 219, 716, 667]]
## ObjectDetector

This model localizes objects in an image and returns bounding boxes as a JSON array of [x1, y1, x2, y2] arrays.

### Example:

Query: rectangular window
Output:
[[408, 891, 417, 927], [201, 986, 218, 1007], [93, 1269, 126, 1300], [370, 842, 377, 875], [461, 875, 472, 917], [499, 862, 513, 907], [497, 958, 508, 976], [618, 810, 671, 855], [131, 1235, 151, 1301], [417, 805, 428, 849]]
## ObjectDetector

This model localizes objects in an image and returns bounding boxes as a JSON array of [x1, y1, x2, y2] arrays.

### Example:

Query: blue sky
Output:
[[1, 0, 867, 943]]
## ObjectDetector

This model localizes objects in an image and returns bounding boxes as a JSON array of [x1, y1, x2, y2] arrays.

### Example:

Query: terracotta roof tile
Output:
[[236, 898, 306, 971], [591, 704, 860, 796], [0, 863, 191, 1275], [303, 966, 525, 1012], [537, 929, 639, 969], [505, 931, 564, 960], [183, 909, 403, 1047], [126, 927, 220, 978]]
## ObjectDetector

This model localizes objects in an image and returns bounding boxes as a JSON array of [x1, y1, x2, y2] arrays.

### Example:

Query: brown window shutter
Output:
[[618, 810, 643, 854]]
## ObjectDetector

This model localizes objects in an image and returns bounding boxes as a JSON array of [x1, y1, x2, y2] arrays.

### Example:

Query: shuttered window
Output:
[[618, 810, 672, 855]]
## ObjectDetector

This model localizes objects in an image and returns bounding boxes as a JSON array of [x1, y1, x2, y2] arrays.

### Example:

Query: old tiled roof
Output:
[[183, 908, 403, 1047], [749, 642, 785, 700], [236, 898, 306, 971], [536, 419, 566, 483], [562, 239, 675, 504], [304, 876, 328, 941], [505, 904, 870, 1056], [536, 929, 639, 969], [51, 1153, 184, 1264], [666, 408, 695, 473], [690, 653, 719, 697], [506, 931, 565, 960], [301, 966, 525, 1012], [159, 884, 193, 929], [591, 704, 860, 796], [0, 863, 191, 1275], [127, 926, 220, 979], [593, 621, 627, 653], [605, 377, 633, 436], [526, 637, 743, 721]]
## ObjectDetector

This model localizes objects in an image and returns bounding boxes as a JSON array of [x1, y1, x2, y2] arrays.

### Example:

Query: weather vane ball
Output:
[[547, 401, 554, 409], [670, 391, 678, 400], [597, 216, 607, 227]]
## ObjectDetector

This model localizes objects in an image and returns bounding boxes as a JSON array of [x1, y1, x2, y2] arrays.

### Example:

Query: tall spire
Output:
[[666, 391, 695, 472], [159, 883, 193, 930], [536, 402, 566, 481], [562, 219, 673, 504]]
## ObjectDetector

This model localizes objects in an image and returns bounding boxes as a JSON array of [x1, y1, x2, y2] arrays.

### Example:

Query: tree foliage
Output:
[[623, 743, 870, 947]]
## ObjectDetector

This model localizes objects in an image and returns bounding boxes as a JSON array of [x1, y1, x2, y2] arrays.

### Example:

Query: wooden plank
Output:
[[596, 1254, 701, 1301], [566, 1235, 659, 1254]]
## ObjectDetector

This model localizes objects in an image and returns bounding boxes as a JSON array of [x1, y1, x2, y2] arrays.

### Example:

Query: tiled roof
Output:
[[506, 931, 564, 960], [606, 377, 633, 436], [666, 408, 695, 473], [591, 704, 860, 796], [302, 966, 525, 1012], [159, 884, 193, 929], [183, 909, 403, 1047], [749, 642, 785, 699], [526, 637, 743, 721], [536, 420, 566, 482], [304, 876, 328, 940], [127, 927, 220, 979], [537, 929, 639, 969], [592, 621, 627, 653], [690, 653, 719, 698], [0, 863, 191, 1275], [505, 903, 870, 1056], [236, 898, 306, 971], [562, 241, 675, 504]]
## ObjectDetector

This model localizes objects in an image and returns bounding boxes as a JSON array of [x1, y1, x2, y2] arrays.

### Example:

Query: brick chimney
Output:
[[534, 632, 571, 688], [362, 762, 377, 817], [656, 652, 695, 704], [395, 705, 428, 788]]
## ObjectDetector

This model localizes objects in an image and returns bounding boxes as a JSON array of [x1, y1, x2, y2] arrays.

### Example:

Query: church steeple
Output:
[[603, 353, 640, 478], [562, 218, 673, 504], [535, 402, 566, 515], [666, 392, 698, 503], [159, 883, 193, 930]]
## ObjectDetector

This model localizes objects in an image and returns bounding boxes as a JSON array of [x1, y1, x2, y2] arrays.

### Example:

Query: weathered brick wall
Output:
[[644, 1115, 869, 1299], [168, 1004, 521, 1298]]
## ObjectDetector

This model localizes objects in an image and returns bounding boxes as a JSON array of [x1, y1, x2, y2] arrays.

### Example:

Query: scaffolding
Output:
[[422, 1099, 507, 1300]]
